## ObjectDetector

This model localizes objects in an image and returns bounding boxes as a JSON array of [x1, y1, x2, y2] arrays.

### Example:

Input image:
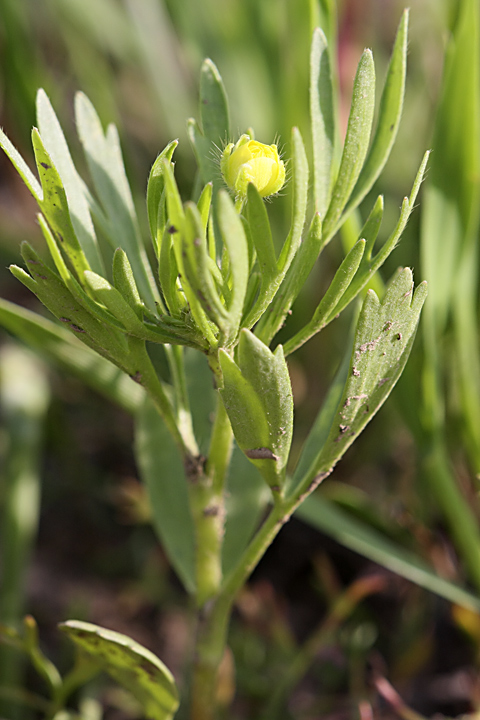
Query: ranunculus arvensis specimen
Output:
[[221, 134, 286, 199]]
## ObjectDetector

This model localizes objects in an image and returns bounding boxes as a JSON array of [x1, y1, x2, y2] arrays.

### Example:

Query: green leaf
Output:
[[84, 271, 147, 334], [146, 140, 178, 252], [330, 152, 429, 322], [60, 620, 179, 720], [182, 203, 229, 332], [293, 268, 427, 489], [36, 89, 105, 276], [112, 248, 143, 319], [187, 117, 214, 188], [222, 445, 270, 573], [185, 349, 217, 455], [158, 228, 182, 316], [200, 58, 230, 145], [245, 127, 309, 332], [296, 493, 480, 611], [277, 127, 309, 274], [246, 183, 277, 281], [344, 10, 409, 216], [36, 216, 140, 336], [310, 27, 335, 216], [197, 182, 213, 234], [32, 130, 91, 280], [220, 330, 293, 491], [0, 298, 144, 413], [162, 161, 218, 346], [217, 191, 249, 343], [254, 213, 323, 345], [0, 128, 42, 201], [290, 340, 351, 494], [323, 49, 376, 241], [187, 59, 229, 189], [284, 238, 366, 355], [11, 243, 129, 364], [74, 92, 160, 311], [135, 397, 196, 593]]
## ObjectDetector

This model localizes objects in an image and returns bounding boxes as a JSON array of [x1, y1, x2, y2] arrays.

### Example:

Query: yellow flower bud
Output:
[[221, 134, 286, 199]]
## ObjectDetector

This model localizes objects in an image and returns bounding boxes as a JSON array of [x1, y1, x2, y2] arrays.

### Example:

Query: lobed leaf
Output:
[[32, 130, 91, 280], [36, 89, 105, 275], [11, 243, 130, 364], [292, 268, 427, 494], [60, 620, 179, 720], [75, 92, 160, 311]]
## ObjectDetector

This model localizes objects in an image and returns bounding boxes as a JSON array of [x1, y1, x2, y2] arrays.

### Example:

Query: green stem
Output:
[[189, 397, 232, 606], [189, 397, 233, 720], [189, 460, 333, 720]]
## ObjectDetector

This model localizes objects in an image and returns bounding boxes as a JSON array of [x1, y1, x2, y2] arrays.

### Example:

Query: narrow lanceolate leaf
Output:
[[182, 203, 229, 333], [293, 269, 427, 492], [0, 128, 42, 201], [32, 130, 91, 280], [310, 27, 335, 216], [220, 330, 293, 492], [277, 127, 309, 274], [36, 89, 105, 275], [162, 161, 218, 346], [200, 58, 230, 145], [0, 298, 145, 413], [284, 239, 366, 354], [113, 248, 143, 319], [246, 183, 277, 281], [331, 152, 429, 320], [197, 182, 213, 234], [345, 10, 409, 215], [217, 191, 249, 343], [74, 92, 160, 311], [323, 49, 376, 241], [135, 397, 196, 594], [282, 195, 384, 356], [255, 213, 323, 346], [222, 447, 270, 573], [146, 140, 178, 251], [296, 493, 480, 611], [60, 621, 179, 720], [187, 59, 230, 189], [84, 271, 147, 335], [187, 117, 213, 188], [245, 127, 309, 331]]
